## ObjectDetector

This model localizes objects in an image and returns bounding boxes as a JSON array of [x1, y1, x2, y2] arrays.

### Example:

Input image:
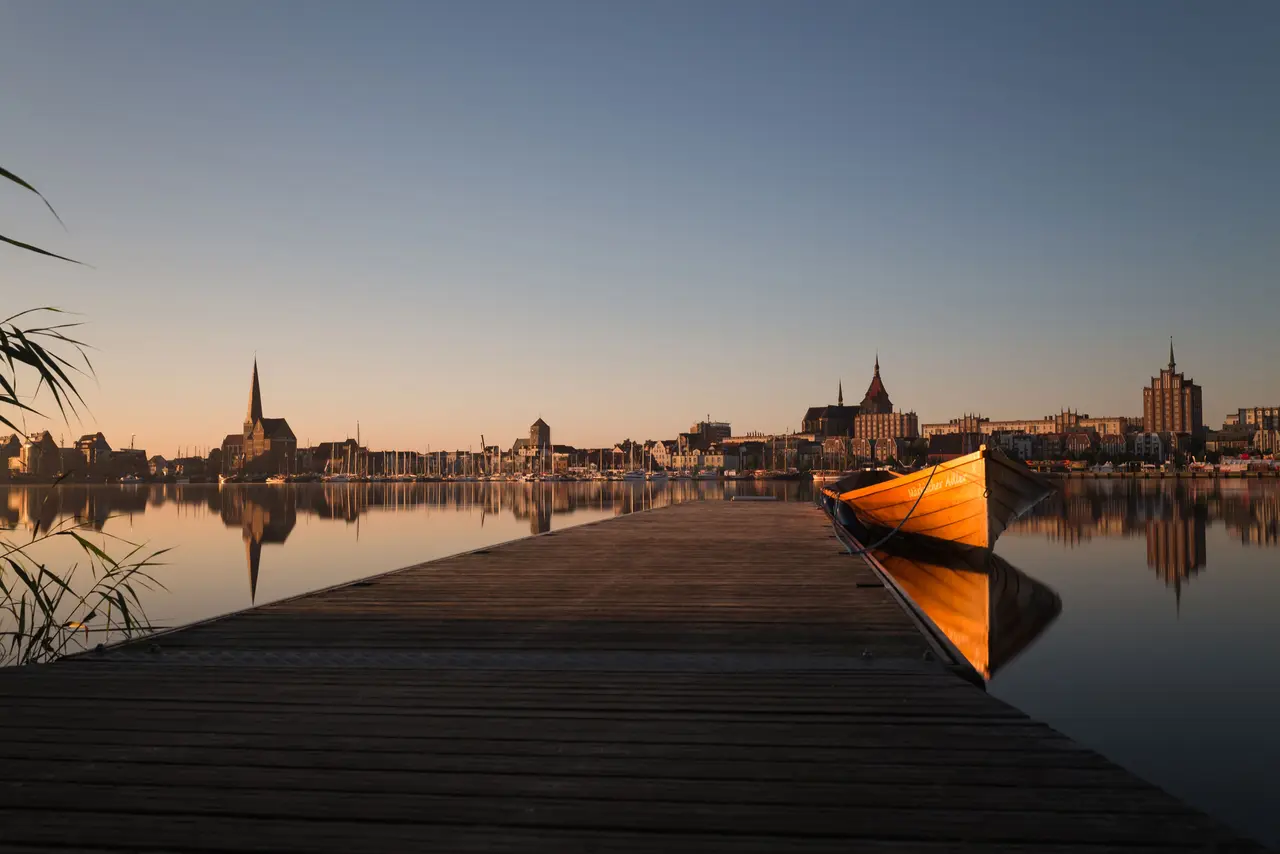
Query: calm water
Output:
[[1, 478, 1276, 846], [995, 479, 1279, 847]]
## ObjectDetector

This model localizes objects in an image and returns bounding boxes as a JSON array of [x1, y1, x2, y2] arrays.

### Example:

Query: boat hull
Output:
[[827, 446, 1054, 550]]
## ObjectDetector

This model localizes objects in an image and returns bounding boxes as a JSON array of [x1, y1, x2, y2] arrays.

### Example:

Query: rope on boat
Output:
[[828, 462, 942, 556]]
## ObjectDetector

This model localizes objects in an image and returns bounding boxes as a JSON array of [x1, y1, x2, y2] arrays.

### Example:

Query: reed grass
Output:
[[2, 163, 166, 665], [1, 494, 168, 666]]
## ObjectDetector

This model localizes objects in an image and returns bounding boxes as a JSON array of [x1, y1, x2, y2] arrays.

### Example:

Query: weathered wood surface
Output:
[[0, 500, 1263, 852]]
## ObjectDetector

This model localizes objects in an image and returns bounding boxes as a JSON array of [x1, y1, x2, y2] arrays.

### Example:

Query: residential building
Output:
[[1098, 433, 1128, 457], [75, 432, 112, 469], [1224, 407, 1280, 431], [679, 419, 732, 452], [927, 433, 984, 464], [1205, 429, 1253, 454], [1062, 431, 1096, 455], [923, 411, 1139, 438], [854, 411, 919, 441], [1132, 432, 1164, 461], [1255, 429, 1280, 455], [0, 434, 20, 474], [994, 431, 1039, 460], [670, 446, 741, 472], [110, 449, 148, 478], [220, 433, 245, 471], [1142, 339, 1203, 436], [649, 440, 674, 468], [10, 431, 60, 478]]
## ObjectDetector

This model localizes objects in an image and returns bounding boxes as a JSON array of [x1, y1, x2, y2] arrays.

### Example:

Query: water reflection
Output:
[[1010, 480, 1278, 606], [873, 540, 1061, 679]]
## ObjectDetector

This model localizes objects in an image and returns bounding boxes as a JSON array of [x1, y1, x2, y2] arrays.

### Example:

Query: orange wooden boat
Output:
[[869, 539, 1061, 679], [824, 445, 1055, 550]]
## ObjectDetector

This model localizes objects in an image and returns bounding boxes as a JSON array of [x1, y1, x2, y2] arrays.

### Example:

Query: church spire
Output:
[[838, 380, 843, 407], [246, 358, 263, 429], [1168, 336, 1176, 372], [874, 351, 880, 375]]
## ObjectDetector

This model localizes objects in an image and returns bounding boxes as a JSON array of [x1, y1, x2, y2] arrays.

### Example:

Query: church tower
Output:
[[245, 359, 263, 438], [860, 353, 894, 415]]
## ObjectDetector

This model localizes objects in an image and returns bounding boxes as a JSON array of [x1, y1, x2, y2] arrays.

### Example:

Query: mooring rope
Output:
[[825, 461, 942, 556]]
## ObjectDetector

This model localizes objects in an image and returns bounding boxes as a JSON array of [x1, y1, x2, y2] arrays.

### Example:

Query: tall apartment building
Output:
[[1142, 340, 1203, 436]]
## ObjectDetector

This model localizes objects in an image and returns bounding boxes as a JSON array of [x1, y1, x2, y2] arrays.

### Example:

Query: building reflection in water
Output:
[[218, 489, 298, 603], [871, 539, 1061, 679], [1008, 479, 1280, 609], [0, 480, 805, 605]]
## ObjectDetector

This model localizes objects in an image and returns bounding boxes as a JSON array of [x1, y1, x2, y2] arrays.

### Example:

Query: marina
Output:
[[4, 3, 1278, 851], [0, 488, 1273, 850]]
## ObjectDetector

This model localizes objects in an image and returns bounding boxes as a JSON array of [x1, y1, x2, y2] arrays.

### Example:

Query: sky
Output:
[[2, 0, 1277, 454]]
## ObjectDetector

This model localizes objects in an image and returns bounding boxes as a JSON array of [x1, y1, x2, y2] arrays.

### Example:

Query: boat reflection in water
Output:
[[869, 537, 1062, 680]]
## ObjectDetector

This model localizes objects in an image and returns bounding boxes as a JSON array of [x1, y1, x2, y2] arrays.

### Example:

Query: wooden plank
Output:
[[0, 810, 1233, 854], [0, 757, 1190, 813], [0, 501, 1261, 850], [0, 783, 1244, 846], [0, 740, 1151, 787]]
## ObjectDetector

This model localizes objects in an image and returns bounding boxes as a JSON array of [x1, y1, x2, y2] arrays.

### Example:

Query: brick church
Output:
[[221, 360, 297, 474]]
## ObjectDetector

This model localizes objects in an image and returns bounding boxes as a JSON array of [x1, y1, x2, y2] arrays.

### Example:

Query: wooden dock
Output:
[[0, 500, 1264, 852]]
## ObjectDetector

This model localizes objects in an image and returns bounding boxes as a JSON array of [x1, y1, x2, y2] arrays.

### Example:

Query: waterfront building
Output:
[[0, 434, 21, 474], [853, 411, 919, 441], [923, 411, 1139, 439], [1142, 339, 1203, 436], [75, 432, 112, 469], [1255, 429, 1280, 455], [529, 418, 551, 451], [220, 433, 245, 471], [927, 432, 984, 464], [8, 431, 61, 478], [230, 359, 298, 474], [1224, 407, 1280, 431], [110, 449, 149, 478], [1062, 431, 1096, 455], [994, 431, 1039, 460], [670, 446, 741, 472], [1099, 433, 1128, 456], [649, 440, 674, 468], [1205, 429, 1253, 454], [679, 419, 732, 452], [1132, 432, 1164, 461]]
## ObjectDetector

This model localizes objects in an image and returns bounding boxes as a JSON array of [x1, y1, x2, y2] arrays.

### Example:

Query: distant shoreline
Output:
[[1045, 470, 1280, 480]]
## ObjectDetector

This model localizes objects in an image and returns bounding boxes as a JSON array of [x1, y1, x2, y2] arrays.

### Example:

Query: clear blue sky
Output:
[[3, 0, 1277, 453]]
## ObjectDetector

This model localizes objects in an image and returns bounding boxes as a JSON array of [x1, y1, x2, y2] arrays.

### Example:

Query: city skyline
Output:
[[4, 2, 1279, 451], [4, 341, 1271, 458]]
